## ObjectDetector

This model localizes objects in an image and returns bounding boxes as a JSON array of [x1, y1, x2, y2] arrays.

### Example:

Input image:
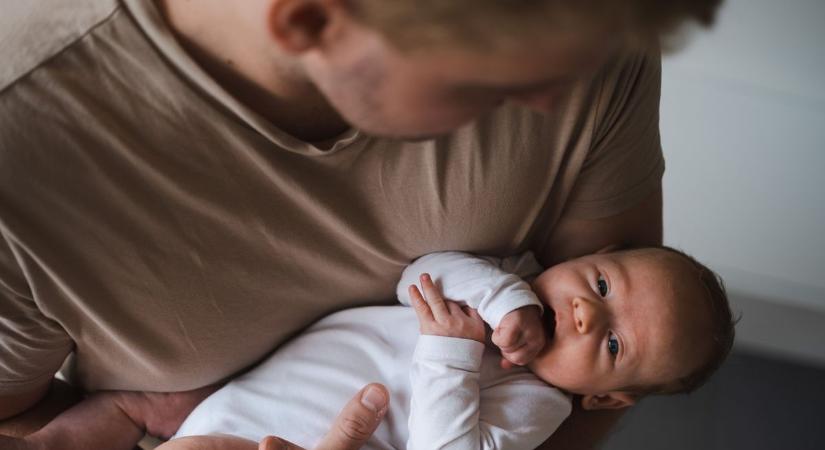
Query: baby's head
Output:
[[527, 246, 735, 410]]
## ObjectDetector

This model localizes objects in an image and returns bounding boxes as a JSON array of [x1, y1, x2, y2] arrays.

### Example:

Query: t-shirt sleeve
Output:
[[0, 232, 72, 396], [562, 51, 665, 220]]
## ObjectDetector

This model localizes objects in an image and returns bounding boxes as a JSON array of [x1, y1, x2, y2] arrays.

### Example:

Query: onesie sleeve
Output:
[[407, 335, 571, 450], [0, 232, 73, 396], [396, 251, 543, 328]]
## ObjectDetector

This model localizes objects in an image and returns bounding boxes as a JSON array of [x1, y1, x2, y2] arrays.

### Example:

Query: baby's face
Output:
[[527, 249, 710, 409]]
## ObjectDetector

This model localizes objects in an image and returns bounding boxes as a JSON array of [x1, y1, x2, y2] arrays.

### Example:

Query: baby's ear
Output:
[[581, 392, 637, 410]]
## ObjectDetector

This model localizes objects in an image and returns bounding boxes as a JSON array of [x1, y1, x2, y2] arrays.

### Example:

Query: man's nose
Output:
[[572, 297, 605, 334]]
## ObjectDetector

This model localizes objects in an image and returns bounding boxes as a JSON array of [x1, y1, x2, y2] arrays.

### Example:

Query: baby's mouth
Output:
[[544, 307, 557, 340]]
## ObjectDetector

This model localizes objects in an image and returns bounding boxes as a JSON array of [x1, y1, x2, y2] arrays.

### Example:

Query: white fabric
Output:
[[396, 251, 545, 328], [175, 252, 570, 449]]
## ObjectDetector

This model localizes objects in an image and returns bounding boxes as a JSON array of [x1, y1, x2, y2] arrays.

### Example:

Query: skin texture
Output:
[[1, 1, 665, 449]]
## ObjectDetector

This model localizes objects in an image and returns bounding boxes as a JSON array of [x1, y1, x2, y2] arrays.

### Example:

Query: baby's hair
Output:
[[627, 245, 737, 396]]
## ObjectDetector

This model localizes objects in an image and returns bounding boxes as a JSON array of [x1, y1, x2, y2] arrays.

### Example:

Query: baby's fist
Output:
[[492, 305, 545, 368]]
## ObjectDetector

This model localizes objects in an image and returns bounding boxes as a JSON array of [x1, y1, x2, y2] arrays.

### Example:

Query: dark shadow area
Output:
[[601, 350, 825, 450]]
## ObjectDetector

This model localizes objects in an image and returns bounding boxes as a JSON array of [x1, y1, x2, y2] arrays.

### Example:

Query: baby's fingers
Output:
[[492, 326, 524, 351], [419, 273, 449, 321], [502, 339, 544, 366], [409, 285, 434, 323], [501, 347, 533, 366]]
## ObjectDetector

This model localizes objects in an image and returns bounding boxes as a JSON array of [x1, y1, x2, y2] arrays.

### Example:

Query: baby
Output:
[[161, 246, 735, 449], [16, 246, 736, 450]]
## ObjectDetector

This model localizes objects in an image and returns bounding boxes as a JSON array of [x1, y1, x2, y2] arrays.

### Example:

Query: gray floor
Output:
[[600, 350, 825, 450]]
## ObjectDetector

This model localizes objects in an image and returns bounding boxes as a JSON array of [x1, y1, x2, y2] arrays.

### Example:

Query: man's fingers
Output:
[[315, 384, 389, 450], [419, 274, 449, 321]]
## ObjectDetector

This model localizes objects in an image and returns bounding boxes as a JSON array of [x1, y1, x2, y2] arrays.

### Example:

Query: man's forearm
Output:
[[0, 379, 82, 438], [23, 393, 145, 450]]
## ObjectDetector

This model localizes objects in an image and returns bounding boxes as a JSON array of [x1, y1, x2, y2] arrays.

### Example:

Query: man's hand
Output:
[[409, 273, 486, 343], [492, 305, 545, 369], [257, 383, 389, 450]]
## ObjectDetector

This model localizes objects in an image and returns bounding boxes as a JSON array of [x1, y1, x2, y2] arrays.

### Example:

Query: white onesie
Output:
[[175, 251, 571, 449]]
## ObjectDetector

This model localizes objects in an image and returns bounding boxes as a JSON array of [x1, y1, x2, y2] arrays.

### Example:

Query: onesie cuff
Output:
[[413, 335, 485, 371], [482, 293, 544, 328]]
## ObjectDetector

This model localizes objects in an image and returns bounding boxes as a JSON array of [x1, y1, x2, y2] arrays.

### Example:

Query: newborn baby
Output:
[[161, 246, 735, 450]]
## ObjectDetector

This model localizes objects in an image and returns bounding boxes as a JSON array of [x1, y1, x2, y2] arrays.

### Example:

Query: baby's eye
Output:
[[607, 332, 620, 356], [597, 275, 609, 297]]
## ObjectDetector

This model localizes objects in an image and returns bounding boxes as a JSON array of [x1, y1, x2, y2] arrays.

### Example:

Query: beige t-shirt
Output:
[[0, 0, 663, 395]]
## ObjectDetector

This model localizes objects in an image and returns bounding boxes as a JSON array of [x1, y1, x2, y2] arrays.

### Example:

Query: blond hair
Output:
[[344, 0, 722, 51]]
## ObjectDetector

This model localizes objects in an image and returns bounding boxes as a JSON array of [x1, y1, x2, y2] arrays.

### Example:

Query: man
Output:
[[0, 0, 720, 448]]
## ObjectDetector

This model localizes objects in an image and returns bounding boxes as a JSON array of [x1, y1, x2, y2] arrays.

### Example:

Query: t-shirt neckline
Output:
[[121, 0, 363, 156]]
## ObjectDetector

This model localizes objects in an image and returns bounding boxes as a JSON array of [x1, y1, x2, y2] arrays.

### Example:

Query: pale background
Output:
[[659, 0, 825, 367], [602, 0, 825, 448]]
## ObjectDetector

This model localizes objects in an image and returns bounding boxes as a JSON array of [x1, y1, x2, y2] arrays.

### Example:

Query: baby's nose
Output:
[[572, 297, 605, 334]]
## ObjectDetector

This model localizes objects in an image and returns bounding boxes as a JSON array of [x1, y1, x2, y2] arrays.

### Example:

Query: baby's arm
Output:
[[398, 251, 546, 366], [397, 251, 542, 326], [407, 275, 569, 450]]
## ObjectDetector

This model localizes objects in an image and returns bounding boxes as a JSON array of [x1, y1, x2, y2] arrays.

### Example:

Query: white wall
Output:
[[660, 0, 825, 365]]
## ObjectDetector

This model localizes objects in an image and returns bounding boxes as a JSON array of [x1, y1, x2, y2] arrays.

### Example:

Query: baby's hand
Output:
[[409, 273, 486, 343], [493, 305, 545, 369]]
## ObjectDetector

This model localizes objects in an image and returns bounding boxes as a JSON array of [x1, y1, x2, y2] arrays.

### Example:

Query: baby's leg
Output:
[[157, 434, 258, 450]]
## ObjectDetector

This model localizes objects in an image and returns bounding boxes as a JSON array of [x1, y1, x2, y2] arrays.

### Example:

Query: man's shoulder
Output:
[[0, 0, 120, 92]]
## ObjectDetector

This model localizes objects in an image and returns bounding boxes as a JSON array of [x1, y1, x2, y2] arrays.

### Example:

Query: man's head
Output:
[[264, 0, 722, 138], [527, 246, 735, 410], [343, 0, 722, 52]]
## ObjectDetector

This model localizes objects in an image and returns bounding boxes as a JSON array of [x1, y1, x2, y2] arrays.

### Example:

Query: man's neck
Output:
[[155, 0, 350, 143]]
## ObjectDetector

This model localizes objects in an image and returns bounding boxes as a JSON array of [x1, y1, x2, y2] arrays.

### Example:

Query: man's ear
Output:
[[267, 0, 334, 53], [581, 392, 637, 410]]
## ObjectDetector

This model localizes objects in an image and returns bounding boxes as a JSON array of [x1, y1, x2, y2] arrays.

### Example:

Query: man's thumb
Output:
[[315, 383, 389, 450]]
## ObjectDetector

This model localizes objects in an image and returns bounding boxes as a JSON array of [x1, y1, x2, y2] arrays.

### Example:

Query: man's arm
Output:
[[0, 379, 82, 438], [535, 187, 662, 450], [539, 188, 663, 267], [0, 385, 219, 450], [0, 383, 50, 422]]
